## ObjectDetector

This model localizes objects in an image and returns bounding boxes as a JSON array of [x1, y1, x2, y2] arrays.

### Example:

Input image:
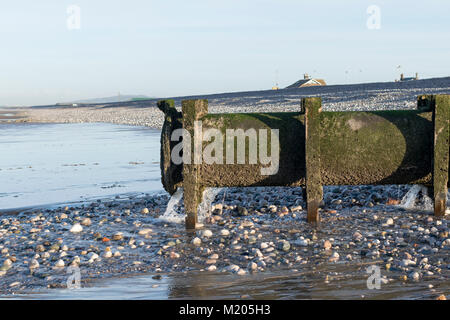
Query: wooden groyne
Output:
[[158, 95, 450, 229]]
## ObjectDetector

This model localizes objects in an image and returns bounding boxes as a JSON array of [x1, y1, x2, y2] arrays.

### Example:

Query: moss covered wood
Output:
[[157, 99, 182, 195], [304, 97, 323, 223], [158, 95, 450, 228], [182, 100, 208, 229], [432, 95, 450, 217]]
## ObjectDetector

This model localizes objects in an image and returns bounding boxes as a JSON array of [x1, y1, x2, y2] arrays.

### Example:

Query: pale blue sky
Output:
[[1, 0, 449, 105]]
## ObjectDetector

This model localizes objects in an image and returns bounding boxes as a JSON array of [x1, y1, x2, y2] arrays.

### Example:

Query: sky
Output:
[[0, 0, 449, 106]]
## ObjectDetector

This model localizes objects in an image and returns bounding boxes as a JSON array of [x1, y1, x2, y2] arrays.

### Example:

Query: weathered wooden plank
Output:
[[182, 99, 208, 229], [303, 97, 323, 223], [432, 95, 450, 217]]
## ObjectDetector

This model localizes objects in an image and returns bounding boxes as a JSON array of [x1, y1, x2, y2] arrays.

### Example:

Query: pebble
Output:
[[329, 251, 340, 262], [103, 249, 113, 258], [54, 259, 65, 268], [202, 230, 213, 238], [69, 223, 83, 233], [353, 232, 363, 241], [247, 262, 258, 271], [409, 272, 420, 281], [278, 240, 291, 252], [138, 228, 152, 236], [237, 269, 247, 276], [206, 265, 217, 272], [112, 232, 124, 241], [192, 237, 202, 246], [220, 229, 230, 236], [81, 218, 92, 226], [294, 239, 308, 247], [29, 259, 40, 270]]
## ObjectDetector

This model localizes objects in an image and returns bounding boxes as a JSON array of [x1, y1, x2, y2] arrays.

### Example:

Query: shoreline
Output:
[[5, 77, 450, 129], [1, 79, 449, 299]]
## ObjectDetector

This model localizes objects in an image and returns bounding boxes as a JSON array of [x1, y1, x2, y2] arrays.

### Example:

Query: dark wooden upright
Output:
[[303, 97, 323, 223]]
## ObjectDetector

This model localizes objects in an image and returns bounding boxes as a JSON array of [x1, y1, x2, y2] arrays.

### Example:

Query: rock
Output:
[[329, 251, 340, 262], [278, 240, 291, 252], [29, 259, 40, 270], [208, 253, 219, 260], [220, 229, 230, 236], [3, 259, 12, 268], [206, 265, 217, 272], [237, 269, 247, 276], [324, 240, 332, 250], [103, 248, 113, 258], [212, 204, 223, 215], [141, 208, 149, 214], [81, 218, 92, 226], [436, 295, 447, 300], [192, 237, 202, 246], [353, 232, 363, 241], [385, 218, 394, 226], [202, 230, 213, 238], [226, 264, 240, 273], [138, 228, 152, 236], [170, 252, 180, 259], [54, 259, 65, 268], [247, 262, 257, 271], [294, 238, 309, 247], [71, 256, 81, 266], [87, 253, 99, 263], [70, 223, 83, 233], [236, 206, 248, 216], [112, 232, 123, 241], [291, 205, 303, 211], [409, 271, 420, 281], [260, 242, 269, 249], [400, 259, 416, 267]]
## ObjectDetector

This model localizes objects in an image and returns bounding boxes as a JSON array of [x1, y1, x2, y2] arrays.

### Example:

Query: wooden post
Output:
[[431, 95, 450, 217], [303, 97, 323, 223], [182, 99, 208, 229]]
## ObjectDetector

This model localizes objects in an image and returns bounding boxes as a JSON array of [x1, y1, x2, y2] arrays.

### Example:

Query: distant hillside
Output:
[[67, 95, 155, 104]]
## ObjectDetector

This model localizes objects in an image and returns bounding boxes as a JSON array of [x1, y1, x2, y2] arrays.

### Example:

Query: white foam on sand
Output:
[[399, 185, 433, 211]]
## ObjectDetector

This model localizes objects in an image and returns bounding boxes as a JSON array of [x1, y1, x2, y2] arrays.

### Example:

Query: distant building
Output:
[[285, 74, 327, 89], [398, 73, 419, 82]]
